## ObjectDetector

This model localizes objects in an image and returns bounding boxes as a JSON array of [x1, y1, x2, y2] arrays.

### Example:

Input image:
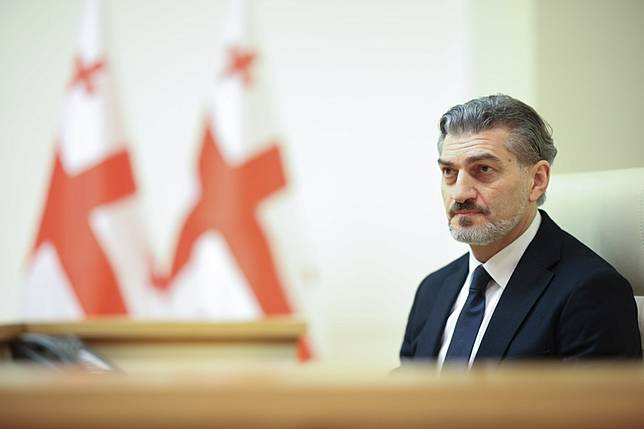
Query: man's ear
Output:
[[529, 160, 550, 203]]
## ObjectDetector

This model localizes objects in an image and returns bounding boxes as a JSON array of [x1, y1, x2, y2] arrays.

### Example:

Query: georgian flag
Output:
[[150, 0, 312, 359], [24, 0, 149, 319]]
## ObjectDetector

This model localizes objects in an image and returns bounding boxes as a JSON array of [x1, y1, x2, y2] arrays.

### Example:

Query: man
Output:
[[400, 94, 641, 368]]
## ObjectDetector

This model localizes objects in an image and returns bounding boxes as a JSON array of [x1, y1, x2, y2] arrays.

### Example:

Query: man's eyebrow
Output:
[[465, 153, 502, 164], [437, 153, 502, 167]]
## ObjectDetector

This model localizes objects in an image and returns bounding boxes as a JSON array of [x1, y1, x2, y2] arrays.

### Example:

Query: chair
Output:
[[543, 167, 644, 352]]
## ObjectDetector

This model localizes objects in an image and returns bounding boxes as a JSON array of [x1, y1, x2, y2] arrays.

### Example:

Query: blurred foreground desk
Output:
[[1, 364, 644, 429], [0, 318, 305, 370]]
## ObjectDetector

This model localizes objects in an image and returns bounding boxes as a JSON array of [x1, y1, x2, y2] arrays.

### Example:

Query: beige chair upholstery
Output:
[[543, 167, 644, 351]]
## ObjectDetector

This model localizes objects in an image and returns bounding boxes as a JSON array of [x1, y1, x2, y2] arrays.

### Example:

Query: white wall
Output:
[[1, 0, 541, 368], [536, 0, 644, 174]]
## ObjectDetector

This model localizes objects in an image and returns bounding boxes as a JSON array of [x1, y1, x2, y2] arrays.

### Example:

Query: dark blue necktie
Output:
[[444, 265, 491, 363]]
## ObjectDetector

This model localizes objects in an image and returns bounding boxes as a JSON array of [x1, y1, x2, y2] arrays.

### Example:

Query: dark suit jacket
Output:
[[400, 210, 642, 364]]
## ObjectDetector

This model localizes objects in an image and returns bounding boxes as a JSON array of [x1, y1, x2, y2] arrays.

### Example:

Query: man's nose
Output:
[[451, 173, 477, 203]]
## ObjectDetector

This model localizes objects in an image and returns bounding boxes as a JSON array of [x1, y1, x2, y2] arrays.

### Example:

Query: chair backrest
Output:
[[543, 167, 644, 351]]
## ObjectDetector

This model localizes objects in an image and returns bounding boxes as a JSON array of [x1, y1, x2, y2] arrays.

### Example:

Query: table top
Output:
[[1, 362, 643, 429]]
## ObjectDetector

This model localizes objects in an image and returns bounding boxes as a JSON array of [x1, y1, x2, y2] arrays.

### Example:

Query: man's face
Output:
[[438, 128, 533, 246]]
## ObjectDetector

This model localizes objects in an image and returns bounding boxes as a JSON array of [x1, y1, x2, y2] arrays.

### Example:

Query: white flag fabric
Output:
[[23, 0, 147, 320]]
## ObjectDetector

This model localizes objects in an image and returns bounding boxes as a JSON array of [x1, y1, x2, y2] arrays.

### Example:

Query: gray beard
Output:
[[449, 212, 523, 246]]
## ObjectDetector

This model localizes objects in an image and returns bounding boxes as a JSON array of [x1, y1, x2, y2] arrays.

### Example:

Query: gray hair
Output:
[[437, 94, 557, 206]]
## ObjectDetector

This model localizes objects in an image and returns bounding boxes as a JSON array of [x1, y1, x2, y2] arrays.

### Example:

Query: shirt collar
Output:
[[468, 211, 542, 289]]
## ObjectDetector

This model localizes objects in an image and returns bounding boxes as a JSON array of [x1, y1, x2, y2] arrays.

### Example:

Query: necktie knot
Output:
[[469, 265, 491, 293]]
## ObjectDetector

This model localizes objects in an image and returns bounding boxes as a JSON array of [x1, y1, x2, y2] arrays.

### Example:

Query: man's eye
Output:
[[478, 165, 493, 174], [442, 168, 456, 177]]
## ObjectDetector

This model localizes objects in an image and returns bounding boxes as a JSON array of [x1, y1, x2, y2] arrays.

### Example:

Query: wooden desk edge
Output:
[[0, 318, 306, 343]]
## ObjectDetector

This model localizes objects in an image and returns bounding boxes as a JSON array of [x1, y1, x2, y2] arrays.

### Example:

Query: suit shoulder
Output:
[[556, 228, 631, 291], [538, 212, 628, 285], [418, 253, 468, 289], [559, 229, 622, 273]]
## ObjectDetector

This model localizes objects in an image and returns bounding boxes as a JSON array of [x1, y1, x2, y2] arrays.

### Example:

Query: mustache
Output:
[[449, 200, 490, 217]]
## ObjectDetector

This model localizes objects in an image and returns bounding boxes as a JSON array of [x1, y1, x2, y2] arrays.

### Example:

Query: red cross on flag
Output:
[[151, 0, 312, 359], [23, 0, 147, 319]]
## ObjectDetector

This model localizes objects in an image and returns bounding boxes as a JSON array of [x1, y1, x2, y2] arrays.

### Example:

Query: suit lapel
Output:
[[415, 254, 468, 357], [475, 210, 562, 361]]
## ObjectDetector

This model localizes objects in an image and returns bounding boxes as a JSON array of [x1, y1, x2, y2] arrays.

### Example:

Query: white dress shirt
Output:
[[437, 211, 542, 369]]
